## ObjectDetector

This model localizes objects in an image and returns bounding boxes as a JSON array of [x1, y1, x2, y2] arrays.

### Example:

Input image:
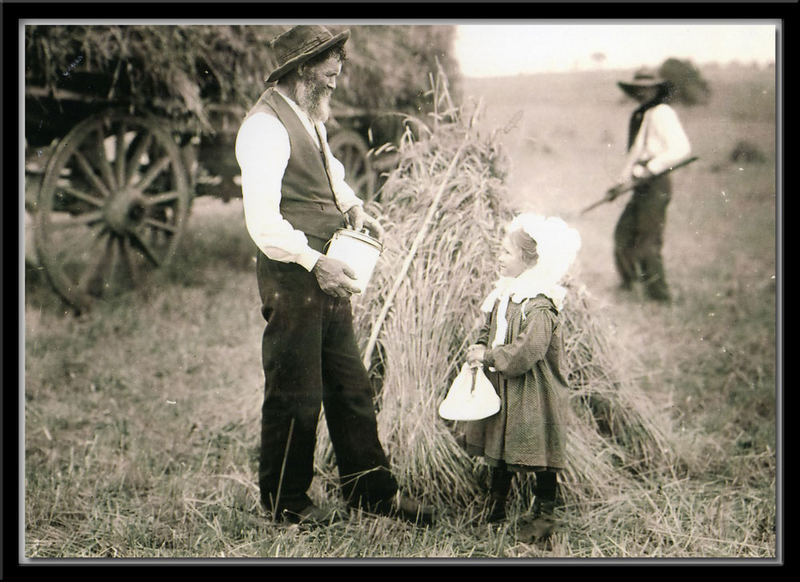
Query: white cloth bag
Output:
[[438, 363, 501, 421]]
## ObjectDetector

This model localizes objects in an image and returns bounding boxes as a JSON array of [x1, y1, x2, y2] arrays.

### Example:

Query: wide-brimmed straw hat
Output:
[[617, 66, 671, 97], [266, 25, 350, 83]]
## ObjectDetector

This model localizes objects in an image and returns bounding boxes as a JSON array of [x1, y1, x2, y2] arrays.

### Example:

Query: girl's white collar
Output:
[[480, 266, 567, 312]]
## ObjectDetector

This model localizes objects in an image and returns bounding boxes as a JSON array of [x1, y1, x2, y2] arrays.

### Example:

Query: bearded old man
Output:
[[235, 25, 433, 526]]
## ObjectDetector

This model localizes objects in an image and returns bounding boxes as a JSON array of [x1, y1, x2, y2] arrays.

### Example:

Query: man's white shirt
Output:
[[235, 88, 363, 272], [620, 103, 692, 182]]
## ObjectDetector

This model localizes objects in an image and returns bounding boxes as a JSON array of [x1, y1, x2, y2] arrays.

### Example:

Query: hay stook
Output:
[[314, 72, 677, 515]]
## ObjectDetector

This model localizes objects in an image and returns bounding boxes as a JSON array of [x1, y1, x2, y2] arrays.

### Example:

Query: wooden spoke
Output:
[[93, 126, 117, 192], [128, 230, 162, 267], [47, 210, 104, 229], [80, 232, 116, 297], [117, 235, 136, 286], [134, 155, 172, 192], [73, 150, 112, 199], [126, 132, 154, 187], [143, 217, 177, 234], [50, 223, 107, 264], [61, 185, 105, 208], [142, 190, 181, 206], [115, 121, 127, 190]]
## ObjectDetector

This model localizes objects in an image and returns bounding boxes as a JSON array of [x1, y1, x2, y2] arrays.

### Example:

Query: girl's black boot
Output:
[[487, 492, 507, 522], [487, 467, 512, 522], [524, 471, 558, 541]]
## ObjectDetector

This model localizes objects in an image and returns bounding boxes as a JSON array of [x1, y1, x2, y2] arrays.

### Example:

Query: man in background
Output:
[[611, 67, 692, 303]]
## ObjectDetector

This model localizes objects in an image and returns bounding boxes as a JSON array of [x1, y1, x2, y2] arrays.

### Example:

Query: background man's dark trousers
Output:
[[613, 174, 672, 302], [256, 254, 398, 514]]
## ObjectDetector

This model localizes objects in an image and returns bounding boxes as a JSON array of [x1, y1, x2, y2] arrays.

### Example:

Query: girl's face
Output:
[[498, 235, 533, 278]]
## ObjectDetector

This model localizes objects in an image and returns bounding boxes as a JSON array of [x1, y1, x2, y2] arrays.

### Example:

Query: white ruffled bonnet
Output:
[[481, 213, 582, 347]]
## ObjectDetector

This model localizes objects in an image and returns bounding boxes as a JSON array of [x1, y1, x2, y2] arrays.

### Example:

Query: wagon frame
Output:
[[24, 23, 458, 312], [25, 75, 384, 312]]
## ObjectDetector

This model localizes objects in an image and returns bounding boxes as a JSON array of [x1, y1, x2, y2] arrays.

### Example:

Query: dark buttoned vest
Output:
[[244, 87, 346, 252]]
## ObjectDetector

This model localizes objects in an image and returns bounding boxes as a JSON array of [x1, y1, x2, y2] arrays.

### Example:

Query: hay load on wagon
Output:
[[313, 73, 678, 519], [24, 24, 460, 311], [25, 24, 460, 193]]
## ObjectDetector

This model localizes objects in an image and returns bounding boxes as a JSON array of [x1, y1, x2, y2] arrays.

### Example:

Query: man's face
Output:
[[297, 55, 342, 123], [632, 86, 660, 103]]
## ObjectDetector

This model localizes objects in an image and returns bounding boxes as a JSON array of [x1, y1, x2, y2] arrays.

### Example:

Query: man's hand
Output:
[[631, 162, 653, 180], [346, 205, 385, 240], [345, 205, 366, 231], [362, 214, 385, 241], [312, 255, 360, 298]]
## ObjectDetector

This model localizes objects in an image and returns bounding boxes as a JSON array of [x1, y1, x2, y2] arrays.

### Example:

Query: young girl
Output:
[[464, 213, 581, 540]]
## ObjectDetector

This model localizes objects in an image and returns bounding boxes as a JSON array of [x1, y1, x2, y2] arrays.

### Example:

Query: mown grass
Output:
[[23, 63, 778, 561]]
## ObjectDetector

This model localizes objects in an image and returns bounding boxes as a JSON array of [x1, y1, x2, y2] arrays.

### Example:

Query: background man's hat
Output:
[[266, 25, 350, 83], [617, 66, 671, 96]]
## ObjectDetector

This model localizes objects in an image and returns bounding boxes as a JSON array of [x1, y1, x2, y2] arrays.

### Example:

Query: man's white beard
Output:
[[296, 81, 332, 123]]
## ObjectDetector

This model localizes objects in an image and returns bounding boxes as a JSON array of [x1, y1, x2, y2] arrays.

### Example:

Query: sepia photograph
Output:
[[14, 7, 781, 565]]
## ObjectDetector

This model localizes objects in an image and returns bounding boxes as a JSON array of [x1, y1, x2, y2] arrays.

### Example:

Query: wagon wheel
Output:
[[328, 129, 377, 202], [34, 110, 191, 311]]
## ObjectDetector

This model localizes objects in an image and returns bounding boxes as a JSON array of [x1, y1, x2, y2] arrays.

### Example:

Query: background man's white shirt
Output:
[[620, 103, 692, 182]]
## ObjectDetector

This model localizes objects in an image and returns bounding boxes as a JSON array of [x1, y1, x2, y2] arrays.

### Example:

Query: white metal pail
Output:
[[325, 229, 383, 293]]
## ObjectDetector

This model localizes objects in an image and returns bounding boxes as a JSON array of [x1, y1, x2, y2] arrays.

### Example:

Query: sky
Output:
[[453, 23, 778, 77]]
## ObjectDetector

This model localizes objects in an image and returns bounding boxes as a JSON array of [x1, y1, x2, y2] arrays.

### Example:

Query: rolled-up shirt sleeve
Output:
[[644, 105, 692, 175], [235, 112, 322, 272], [619, 104, 691, 181]]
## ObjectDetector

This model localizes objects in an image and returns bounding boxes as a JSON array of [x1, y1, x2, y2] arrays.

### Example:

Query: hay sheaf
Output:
[[559, 285, 677, 506], [315, 78, 677, 512]]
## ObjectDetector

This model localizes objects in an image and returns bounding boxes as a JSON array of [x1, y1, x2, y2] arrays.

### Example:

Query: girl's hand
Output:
[[466, 344, 486, 366]]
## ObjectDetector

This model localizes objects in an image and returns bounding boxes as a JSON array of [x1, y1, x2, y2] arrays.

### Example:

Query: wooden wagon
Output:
[[24, 24, 458, 311]]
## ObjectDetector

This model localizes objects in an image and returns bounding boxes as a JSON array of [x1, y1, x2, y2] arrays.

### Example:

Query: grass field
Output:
[[22, 63, 778, 562]]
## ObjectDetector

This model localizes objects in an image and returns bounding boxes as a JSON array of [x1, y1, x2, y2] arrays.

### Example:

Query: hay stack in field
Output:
[[315, 75, 677, 512], [348, 82, 514, 507], [558, 286, 677, 506]]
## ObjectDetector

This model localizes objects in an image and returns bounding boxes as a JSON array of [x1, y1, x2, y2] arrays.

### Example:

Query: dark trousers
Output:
[[256, 254, 398, 514], [613, 174, 672, 300]]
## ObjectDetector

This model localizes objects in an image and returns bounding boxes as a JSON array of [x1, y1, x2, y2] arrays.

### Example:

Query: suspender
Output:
[[314, 124, 343, 213]]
